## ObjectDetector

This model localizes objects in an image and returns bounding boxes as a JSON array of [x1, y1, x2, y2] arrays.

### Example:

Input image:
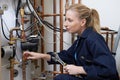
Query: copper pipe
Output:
[[9, 58, 18, 80], [65, 0, 69, 10], [111, 34, 114, 51], [20, 7, 26, 80], [22, 55, 27, 80], [20, 8, 26, 42], [32, 0, 39, 69], [109, 31, 117, 51], [101, 31, 117, 51], [33, 0, 38, 35], [34, 0, 37, 9], [78, 0, 81, 3], [60, 0, 64, 73], [72, 0, 75, 4], [53, 0, 57, 75], [66, 0, 69, 2], [20, 8, 24, 30], [10, 58, 14, 80], [41, 0, 45, 72], [106, 32, 109, 45]]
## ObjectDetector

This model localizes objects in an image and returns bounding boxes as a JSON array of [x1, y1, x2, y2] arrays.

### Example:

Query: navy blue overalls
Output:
[[48, 27, 119, 80]]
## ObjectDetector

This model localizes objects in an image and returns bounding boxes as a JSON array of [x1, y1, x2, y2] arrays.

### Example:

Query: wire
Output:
[[26, 0, 66, 32], [1, 17, 10, 40], [15, 0, 21, 27], [42, 20, 67, 32], [1, 62, 10, 68], [24, 20, 38, 32]]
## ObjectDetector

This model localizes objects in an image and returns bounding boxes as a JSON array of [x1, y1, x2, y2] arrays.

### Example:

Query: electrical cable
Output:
[[26, 0, 66, 32], [15, 0, 21, 27], [24, 20, 38, 32], [12, 0, 21, 38], [1, 62, 10, 68], [26, 29, 37, 38], [1, 17, 9, 40], [42, 20, 67, 32]]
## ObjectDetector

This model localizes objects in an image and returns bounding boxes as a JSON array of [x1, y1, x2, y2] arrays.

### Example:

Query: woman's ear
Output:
[[80, 18, 86, 26]]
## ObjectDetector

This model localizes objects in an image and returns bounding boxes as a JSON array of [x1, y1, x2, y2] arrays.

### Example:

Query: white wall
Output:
[[82, 0, 120, 30]]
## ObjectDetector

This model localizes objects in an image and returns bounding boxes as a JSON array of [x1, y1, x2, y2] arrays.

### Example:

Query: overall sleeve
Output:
[[83, 36, 119, 80], [47, 40, 77, 64]]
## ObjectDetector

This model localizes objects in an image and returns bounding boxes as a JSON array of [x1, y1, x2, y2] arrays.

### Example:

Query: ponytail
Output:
[[88, 9, 101, 33]]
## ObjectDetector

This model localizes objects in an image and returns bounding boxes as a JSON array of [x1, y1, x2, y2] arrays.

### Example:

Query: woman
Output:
[[24, 4, 119, 80]]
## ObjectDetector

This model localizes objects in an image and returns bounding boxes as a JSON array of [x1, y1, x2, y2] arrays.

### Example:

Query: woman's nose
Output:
[[64, 21, 67, 27]]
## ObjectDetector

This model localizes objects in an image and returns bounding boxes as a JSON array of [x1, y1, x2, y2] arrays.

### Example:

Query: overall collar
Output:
[[77, 27, 93, 39]]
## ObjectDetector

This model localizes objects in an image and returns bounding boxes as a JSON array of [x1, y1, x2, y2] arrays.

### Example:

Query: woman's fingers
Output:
[[23, 51, 32, 59], [63, 65, 69, 73]]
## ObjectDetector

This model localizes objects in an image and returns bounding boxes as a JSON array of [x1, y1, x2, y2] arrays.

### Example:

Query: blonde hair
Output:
[[67, 4, 100, 33]]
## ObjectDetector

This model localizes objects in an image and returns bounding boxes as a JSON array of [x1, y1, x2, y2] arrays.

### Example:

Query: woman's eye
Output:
[[65, 18, 73, 22], [68, 19, 73, 22]]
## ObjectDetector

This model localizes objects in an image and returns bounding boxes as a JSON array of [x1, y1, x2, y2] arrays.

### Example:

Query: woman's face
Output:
[[64, 10, 86, 34]]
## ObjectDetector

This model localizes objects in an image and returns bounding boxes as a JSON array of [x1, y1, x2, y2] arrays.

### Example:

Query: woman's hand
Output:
[[63, 65, 87, 75], [23, 51, 51, 61], [23, 51, 42, 60]]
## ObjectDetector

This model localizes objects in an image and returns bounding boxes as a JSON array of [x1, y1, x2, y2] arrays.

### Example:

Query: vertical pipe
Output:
[[60, 0, 64, 73], [20, 8, 26, 42], [22, 55, 26, 80], [20, 7, 26, 80], [40, 0, 45, 72], [33, 0, 39, 35], [78, 0, 81, 3], [53, 0, 57, 74], [10, 58, 19, 80], [33, 0, 37, 34], [111, 33, 114, 51], [72, 0, 75, 4], [66, 0, 69, 6], [65, 0, 69, 11], [9, 58, 18, 80], [106, 32, 109, 46], [33, 0, 39, 69], [10, 58, 14, 80], [34, 0, 37, 12]]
